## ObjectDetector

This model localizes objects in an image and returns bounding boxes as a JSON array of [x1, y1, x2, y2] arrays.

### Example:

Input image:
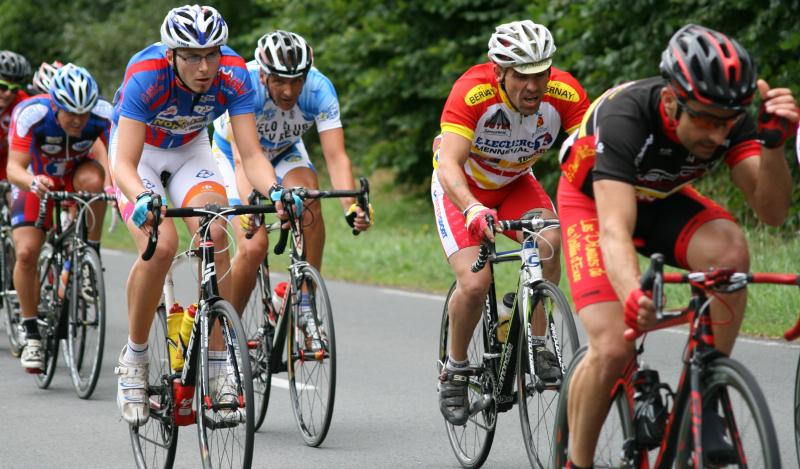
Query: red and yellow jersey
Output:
[[434, 62, 589, 189]]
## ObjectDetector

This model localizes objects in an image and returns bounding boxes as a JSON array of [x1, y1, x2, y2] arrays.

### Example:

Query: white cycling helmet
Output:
[[49, 63, 99, 114], [254, 30, 313, 78], [160, 4, 228, 49], [32, 60, 63, 94], [487, 20, 556, 74]]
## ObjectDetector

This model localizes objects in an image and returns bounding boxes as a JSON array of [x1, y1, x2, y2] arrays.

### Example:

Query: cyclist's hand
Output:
[[624, 288, 655, 331], [464, 204, 497, 242], [268, 184, 288, 227], [30, 175, 53, 198], [239, 213, 257, 234], [756, 79, 799, 149], [345, 202, 374, 232], [132, 191, 161, 229]]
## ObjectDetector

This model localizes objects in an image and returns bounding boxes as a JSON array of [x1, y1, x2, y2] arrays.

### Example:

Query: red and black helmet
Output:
[[660, 24, 756, 110]]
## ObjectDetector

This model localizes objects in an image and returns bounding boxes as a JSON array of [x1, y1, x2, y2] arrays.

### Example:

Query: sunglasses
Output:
[[0, 79, 21, 92], [677, 99, 744, 131], [176, 51, 222, 66]]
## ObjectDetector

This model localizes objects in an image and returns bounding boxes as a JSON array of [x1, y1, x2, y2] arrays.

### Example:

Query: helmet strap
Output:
[[170, 49, 200, 94]]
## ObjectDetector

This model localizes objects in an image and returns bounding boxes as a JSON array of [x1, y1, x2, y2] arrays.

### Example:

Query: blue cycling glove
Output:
[[269, 187, 303, 215], [132, 192, 153, 228]]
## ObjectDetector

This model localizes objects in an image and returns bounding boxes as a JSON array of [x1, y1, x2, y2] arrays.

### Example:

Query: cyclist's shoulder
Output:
[[444, 63, 499, 113], [90, 98, 113, 122], [545, 67, 587, 104], [12, 96, 51, 126]]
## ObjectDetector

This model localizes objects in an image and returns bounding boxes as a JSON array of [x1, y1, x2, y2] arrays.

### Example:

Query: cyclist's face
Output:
[[170, 46, 221, 93], [497, 66, 550, 116], [666, 91, 742, 158], [0, 80, 20, 111], [263, 72, 305, 110], [56, 109, 90, 137]]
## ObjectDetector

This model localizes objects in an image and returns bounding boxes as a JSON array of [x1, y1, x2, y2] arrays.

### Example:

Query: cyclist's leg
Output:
[[558, 179, 634, 466], [72, 158, 106, 244]]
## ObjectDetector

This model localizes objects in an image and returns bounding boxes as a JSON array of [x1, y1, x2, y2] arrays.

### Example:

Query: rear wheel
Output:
[[1, 235, 23, 356], [129, 306, 178, 469], [64, 248, 105, 399], [241, 262, 273, 431], [287, 265, 336, 447], [518, 280, 579, 468], [439, 282, 496, 468], [196, 300, 255, 468], [34, 244, 59, 389], [552, 346, 636, 468]]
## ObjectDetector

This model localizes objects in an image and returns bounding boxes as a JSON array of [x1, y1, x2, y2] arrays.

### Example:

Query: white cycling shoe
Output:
[[114, 346, 150, 426]]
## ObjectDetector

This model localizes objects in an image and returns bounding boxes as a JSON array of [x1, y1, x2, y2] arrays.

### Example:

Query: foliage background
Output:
[[1, 0, 798, 230]]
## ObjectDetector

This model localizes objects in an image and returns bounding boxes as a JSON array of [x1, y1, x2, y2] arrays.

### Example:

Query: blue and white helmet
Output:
[[160, 4, 228, 49], [49, 63, 99, 114]]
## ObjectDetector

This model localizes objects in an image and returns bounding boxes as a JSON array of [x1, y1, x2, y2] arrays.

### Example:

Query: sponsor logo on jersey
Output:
[[45, 136, 63, 144], [464, 84, 496, 106], [200, 95, 216, 103], [72, 140, 93, 152], [484, 109, 511, 136], [546, 81, 580, 102], [193, 105, 214, 114], [41, 144, 62, 154]]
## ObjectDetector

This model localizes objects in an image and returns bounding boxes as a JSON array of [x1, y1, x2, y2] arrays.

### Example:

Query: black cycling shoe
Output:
[[533, 345, 561, 382], [702, 406, 738, 466], [438, 367, 470, 426]]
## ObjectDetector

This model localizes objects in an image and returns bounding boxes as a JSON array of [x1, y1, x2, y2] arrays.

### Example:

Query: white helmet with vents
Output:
[[488, 20, 556, 74], [160, 4, 228, 49]]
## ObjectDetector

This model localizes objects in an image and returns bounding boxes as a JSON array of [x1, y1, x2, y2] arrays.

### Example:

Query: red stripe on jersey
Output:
[[724, 140, 760, 168], [122, 58, 165, 87]]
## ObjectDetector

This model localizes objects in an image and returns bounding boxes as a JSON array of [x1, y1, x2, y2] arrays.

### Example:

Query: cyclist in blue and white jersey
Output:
[[111, 4, 282, 425], [7, 64, 111, 372], [212, 30, 372, 316]]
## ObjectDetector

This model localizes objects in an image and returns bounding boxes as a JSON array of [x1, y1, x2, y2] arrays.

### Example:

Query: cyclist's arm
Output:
[[319, 127, 356, 210], [7, 148, 36, 190], [112, 116, 148, 202], [229, 137, 256, 203], [593, 178, 643, 301], [729, 149, 790, 227], [90, 139, 112, 188], [229, 112, 278, 197], [435, 131, 477, 212]]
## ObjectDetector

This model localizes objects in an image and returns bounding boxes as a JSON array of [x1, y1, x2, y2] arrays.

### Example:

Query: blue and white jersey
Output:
[[212, 62, 342, 160]]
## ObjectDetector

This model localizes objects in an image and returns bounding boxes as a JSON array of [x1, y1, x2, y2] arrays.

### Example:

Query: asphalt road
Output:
[[0, 249, 797, 468]]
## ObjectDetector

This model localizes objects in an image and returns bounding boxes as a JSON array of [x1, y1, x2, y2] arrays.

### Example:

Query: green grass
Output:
[[100, 176, 800, 339]]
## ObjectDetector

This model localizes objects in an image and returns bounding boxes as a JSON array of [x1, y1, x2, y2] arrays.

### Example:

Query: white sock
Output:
[[125, 338, 149, 364]]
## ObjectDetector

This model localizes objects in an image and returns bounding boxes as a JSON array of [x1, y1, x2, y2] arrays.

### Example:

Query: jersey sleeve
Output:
[[9, 101, 47, 154], [118, 71, 158, 123], [546, 70, 590, 134], [439, 78, 486, 141], [723, 115, 760, 169], [221, 54, 256, 117], [308, 72, 342, 133]]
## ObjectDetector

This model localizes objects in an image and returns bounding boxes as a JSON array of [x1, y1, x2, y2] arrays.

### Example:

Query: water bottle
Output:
[[496, 292, 515, 343], [172, 378, 196, 426], [166, 303, 185, 371], [57, 259, 71, 299], [272, 281, 288, 314], [179, 303, 198, 354], [632, 366, 668, 449]]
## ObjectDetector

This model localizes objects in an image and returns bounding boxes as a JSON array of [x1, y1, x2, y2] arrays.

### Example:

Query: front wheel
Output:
[[675, 357, 780, 468], [64, 248, 105, 399], [552, 346, 636, 468], [34, 243, 59, 389], [197, 300, 255, 468], [241, 261, 273, 431], [517, 280, 580, 468], [438, 282, 496, 469], [287, 265, 336, 447]]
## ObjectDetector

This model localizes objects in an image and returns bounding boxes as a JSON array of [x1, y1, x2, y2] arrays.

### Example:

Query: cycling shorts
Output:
[[211, 139, 315, 205], [109, 129, 226, 222], [556, 176, 734, 312], [11, 174, 75, 230], [431, 170, 555, 258]]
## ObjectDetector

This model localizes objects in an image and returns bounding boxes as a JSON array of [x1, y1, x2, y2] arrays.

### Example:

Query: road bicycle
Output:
[[437, 212, 579, 468], [32, 190, 114, 398], [242, 178, 370, 447], [128, 197, 278, 469], [552, 253, 781, 468], [0, 181, 21, 355], [777, 276, 800, 467]]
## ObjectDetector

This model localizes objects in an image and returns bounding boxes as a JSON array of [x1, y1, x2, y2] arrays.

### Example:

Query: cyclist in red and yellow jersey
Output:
[[432, 19, 589, 425]]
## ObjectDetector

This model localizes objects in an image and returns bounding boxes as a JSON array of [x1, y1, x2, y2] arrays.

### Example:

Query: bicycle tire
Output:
[[552, 346, 636, 468], [241, 261, 272, 431], [439, 282, 496, 469], [129, 306, 178, 469], [34, 243, 59, 389], [287, 264, 336, 447], [196, 300, 255, 469], [674, 357, 780, 468], [795, 352, 800, 468], [64, 247, 105, 399], [2, 235, 23, 356], [517, 280, 579, 468]]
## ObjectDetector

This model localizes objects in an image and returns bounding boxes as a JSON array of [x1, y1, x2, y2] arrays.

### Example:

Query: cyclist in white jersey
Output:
[[212, 30, 372, 315], [111, 5, 283, 426]]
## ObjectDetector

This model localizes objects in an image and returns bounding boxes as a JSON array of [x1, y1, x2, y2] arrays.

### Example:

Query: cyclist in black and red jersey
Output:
[[0, 51, 31, 182], [557, 24, 797, 467]]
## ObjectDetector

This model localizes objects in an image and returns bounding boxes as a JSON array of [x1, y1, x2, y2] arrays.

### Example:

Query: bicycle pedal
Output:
[[468, 394, 493, 416]]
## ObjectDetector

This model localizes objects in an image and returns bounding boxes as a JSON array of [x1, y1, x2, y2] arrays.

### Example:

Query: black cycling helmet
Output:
[[660, 24, 756, 110], [255, 30, 313, 79], [0, 50, 32, 83]]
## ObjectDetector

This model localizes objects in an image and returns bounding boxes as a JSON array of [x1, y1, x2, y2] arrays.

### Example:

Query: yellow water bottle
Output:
[[179, 303, 198, 355], [166, 303, 185, 371], [496, 292, 515, 343]]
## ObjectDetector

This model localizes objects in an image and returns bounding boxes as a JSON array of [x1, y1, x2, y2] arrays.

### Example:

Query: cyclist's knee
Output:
[[14, 244, 40, 270], [73, 161, 104, 191], [687, 220, 750, 272], [585, 341, 633, 379], [238, 234, 267, 265], [455, 276, 491, 304]]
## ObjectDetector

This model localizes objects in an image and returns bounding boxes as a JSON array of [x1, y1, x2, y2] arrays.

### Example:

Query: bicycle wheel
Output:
[[197, 300, 254, 468], [287, 265, 336, 447], [795, 352, 800, 468], [438, 282, 496, 469], [1, 234, 23, 356], [552, 346, 635, 468], [518, 280, 580, 468], [674, 357, 780, 468], [34, 243, 59, 389], [129, 306, 178, 469], [241, 261, 272, 431], [64, 248, 105, 399]]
